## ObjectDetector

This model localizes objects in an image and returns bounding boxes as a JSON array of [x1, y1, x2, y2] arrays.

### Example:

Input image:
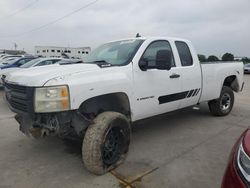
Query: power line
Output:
[[0, 0, 100, 38], [0, 0, 39, 20]]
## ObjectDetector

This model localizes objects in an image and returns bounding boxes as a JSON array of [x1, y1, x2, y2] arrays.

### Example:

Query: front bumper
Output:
[[222, 130, 249, 188], [222, 160, 247, 188], [15, 110, 90, 139]]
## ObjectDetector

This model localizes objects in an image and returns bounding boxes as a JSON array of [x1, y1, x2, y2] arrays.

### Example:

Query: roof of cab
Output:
[[108, 36, 191, 43]]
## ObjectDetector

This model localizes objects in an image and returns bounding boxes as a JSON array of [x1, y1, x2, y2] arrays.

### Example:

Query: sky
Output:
[[0, 0, 249, 58]]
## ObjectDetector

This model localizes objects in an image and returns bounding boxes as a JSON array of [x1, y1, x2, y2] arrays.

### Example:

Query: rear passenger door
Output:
[[174, 41, 202, 108]]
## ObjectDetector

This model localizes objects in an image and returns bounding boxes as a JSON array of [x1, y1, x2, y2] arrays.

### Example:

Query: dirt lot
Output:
[[0, 75, 249, 188]]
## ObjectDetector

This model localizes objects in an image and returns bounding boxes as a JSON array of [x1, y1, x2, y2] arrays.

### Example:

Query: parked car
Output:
[[3, 37, 244, 175], [19, 57, 62, 68], [56, 59, 84, 65], [0, 56, 21, 65], [0, 54, 8, 58], [0, 54, 34, 61], [0, 57, 36, 69], [0, 55, 23, 61], [244, 63, 250, 74], [221, 129, 250, 188], [0, 58, 62, 87]]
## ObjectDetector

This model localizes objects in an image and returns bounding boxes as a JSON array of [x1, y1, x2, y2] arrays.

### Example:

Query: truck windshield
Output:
[[85, 39, 144, 66]]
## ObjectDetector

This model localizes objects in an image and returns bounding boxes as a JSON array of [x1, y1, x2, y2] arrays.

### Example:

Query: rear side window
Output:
[[175, 41, 193, 66]]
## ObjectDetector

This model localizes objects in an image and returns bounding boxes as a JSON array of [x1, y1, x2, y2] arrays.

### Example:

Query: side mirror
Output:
[[139, 58, 148, 71], [156, 50, 172, 70]]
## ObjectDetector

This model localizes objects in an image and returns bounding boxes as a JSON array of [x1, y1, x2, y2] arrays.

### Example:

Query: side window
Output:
[[141, 41, 175, 69], [37, 60, 53, 66], [175, 41, 193, 66], [17, 59, 31, 66], [16, 59, 26, 66], [52, 59, 60, 64]]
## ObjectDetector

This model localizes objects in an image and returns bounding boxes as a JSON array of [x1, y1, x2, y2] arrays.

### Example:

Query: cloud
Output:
[[0, 0, 249, 57]]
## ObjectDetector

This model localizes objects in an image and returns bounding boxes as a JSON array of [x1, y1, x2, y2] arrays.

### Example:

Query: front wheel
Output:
[[82, 112, 131, 175], [208, 86, 234, 116]]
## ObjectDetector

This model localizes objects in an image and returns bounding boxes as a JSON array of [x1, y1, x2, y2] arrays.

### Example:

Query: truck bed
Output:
[[199, 61, 244, 102]]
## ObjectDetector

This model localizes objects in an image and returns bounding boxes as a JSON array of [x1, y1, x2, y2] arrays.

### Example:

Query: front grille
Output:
[[4, 83, 34, 114]]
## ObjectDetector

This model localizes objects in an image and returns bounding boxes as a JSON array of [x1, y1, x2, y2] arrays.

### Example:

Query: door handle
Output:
[[170, 73, 180, 79]]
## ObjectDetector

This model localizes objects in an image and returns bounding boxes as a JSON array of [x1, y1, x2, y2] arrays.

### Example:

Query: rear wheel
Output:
[[208, 86, 234, 116], [82, 112, 131, 175]]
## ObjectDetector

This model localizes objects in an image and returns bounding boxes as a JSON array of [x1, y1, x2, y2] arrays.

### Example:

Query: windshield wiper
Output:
[[87, 60, 113, 68]]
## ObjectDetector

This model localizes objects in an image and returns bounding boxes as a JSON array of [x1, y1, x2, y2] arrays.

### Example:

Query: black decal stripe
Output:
[[159, 91, 189, 104], [187, 89, 195, 98], [159, 88, 201, 104], [192, 89, 198, 97], [195, 89, 201, 96], [186, 90, 191, 98]]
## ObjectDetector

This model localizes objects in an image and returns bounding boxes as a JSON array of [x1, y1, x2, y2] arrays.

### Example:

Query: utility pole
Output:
[[14, 43, 18, 50]]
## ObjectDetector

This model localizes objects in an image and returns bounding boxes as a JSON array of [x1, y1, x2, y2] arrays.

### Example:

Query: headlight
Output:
[[237, 144, 250, 182], [35, 85, 70, 113]]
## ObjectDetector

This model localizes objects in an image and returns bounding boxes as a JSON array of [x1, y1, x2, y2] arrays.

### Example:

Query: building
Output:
[[35, 46, 91, 59], [0, 49, 26, 55]]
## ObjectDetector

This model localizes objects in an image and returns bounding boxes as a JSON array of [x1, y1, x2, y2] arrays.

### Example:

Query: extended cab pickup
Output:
[[3, 37, 244, 175]]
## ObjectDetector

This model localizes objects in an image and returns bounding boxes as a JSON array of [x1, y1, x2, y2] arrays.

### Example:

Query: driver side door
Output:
[[133, 40, 182, 120]]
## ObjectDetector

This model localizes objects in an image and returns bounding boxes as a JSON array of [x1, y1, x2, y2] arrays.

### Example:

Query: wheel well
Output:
[[223, 75, 239, 92], [78, 93, 131, 120]]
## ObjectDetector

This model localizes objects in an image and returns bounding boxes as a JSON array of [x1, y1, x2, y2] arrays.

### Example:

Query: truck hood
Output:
[[5, 63, 100, 86]]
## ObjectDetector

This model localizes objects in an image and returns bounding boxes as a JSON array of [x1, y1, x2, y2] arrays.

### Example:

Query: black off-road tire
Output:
[[82, 112, 131, 175], [208, 86, 234, 116]]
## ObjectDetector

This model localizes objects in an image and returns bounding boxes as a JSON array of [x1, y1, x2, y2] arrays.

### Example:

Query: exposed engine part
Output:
[[43, 115, 60, 135], [15, 111, 91, 139]]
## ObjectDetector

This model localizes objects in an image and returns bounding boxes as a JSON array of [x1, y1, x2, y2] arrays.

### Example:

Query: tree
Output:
[[198, 54, 206, 62], [242, 57, 250, 64], [222, 53, 234, 61], [207, 55, 219, 62]]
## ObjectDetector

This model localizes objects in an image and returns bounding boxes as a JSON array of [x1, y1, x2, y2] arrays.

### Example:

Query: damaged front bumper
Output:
[[3, 82, 91, 139], [15, 111, 91, 139]]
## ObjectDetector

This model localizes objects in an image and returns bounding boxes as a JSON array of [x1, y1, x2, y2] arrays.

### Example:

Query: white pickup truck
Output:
[[3, 37, 244, 175]]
